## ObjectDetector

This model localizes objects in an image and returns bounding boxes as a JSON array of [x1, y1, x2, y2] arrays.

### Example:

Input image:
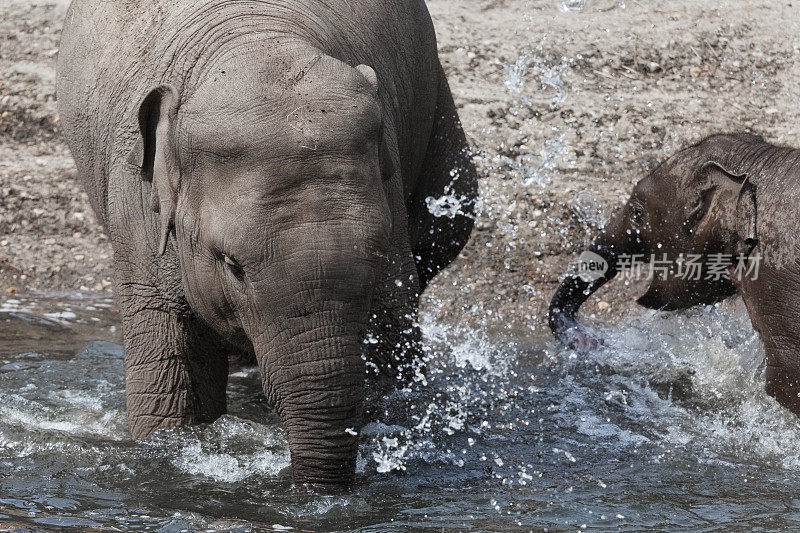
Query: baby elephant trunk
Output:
[[549, 217, 640, 346], [548, 238, 618, 338], [273, 339, 365, 487], [251, 248, 379, 488]]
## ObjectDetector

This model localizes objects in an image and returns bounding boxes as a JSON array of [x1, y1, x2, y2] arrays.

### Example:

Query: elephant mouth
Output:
[[636, 279, 737, 311], [636, 286, 680, 311]]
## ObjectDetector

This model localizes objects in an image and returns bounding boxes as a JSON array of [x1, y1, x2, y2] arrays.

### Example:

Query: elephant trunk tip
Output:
[[289, 434, 360, 490], [547, 274, 588, 337], [278, 393, 364, 489], [548, 266, 615, 352], [548, 303, 576, 339]]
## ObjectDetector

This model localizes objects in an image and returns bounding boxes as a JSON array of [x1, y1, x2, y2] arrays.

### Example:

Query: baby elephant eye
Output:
[[222, 254, 245, 280], [630, 202, 644, 226]]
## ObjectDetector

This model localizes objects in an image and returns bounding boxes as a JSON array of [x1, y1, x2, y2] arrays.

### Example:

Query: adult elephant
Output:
[[56, 0, 477, 488], [549, 133, 800, 417]]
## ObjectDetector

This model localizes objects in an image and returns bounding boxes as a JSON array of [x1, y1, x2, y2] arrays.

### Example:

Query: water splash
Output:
[[505, 52, 568, 109], [163, 417, 290, 483], [557, 0, 586, 12], [571, 190, 609, 228], [4, 294, 800, 530], [511, 136, 566, 187], [425, 167, 477, 219], [550, 299, 800, 474], [425, 191, 468, 219]]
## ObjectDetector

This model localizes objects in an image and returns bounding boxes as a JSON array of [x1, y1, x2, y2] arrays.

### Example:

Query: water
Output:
[[557, 0, 586, 13], [4, 294, 800, 531]]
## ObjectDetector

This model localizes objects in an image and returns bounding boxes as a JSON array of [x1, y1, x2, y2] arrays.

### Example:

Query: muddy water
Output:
[[2, 294, 800, 531]]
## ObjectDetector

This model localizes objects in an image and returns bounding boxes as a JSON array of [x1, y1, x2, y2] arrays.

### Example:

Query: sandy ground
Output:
[[2, 0, 800, 334]]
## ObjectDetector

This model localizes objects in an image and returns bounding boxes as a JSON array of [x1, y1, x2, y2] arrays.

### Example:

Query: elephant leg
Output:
[[368, 171, 424, 381], [117, 281, 229, 439], [369, 248, 424, 382], [108, 169, 229, 438], [764, 345, 800, 416], [408, 64, 478, 291], [740, 280, 800, 417]]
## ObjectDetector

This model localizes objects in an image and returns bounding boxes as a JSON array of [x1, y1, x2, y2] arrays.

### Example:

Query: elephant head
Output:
[[129, 50, 398, 487], [549, 134, 760, 348]]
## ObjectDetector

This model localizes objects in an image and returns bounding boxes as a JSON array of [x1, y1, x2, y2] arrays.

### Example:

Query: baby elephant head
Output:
[[128, 49, 398, 488], [550, 134, 760, 345]]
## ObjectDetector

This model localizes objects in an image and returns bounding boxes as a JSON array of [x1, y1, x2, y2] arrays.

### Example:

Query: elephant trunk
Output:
[[548, 212, 640, 347], [254, 302, 369, 488], [548, 238, 618, 340], [274, 338, 364, 487], [250, 245, 381, 489]]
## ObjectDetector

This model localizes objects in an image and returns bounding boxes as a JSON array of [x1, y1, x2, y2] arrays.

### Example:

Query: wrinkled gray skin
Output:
[[549, 133, 800, 418], [56, 0, 476, 488]]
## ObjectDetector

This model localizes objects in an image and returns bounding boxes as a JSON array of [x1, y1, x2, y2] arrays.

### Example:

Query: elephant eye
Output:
[[222, 254, 245, 280], [630, 201, 644, 227]]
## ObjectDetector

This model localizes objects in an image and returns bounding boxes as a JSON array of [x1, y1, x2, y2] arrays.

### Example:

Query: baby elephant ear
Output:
[[703, 161, 758, 258], [355, 64, 396, 181], [128, 84, 181, 256]]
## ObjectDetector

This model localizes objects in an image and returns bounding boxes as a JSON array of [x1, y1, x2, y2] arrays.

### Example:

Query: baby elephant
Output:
[[57, 0, 477, 488], [549, 133, 800, 417]]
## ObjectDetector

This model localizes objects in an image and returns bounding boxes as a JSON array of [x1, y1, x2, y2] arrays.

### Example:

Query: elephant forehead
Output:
[[179, 51, 382, 154], [186, 152, 378, 225], [189, 182, 385, 265], [637, 154, 698, 198], [180, 91, 381, 159]]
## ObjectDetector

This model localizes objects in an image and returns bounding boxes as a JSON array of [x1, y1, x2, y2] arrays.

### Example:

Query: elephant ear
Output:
[[127, 84, 181, 256], [702, 160, 758, 258], [355, 64, 397, 181]]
